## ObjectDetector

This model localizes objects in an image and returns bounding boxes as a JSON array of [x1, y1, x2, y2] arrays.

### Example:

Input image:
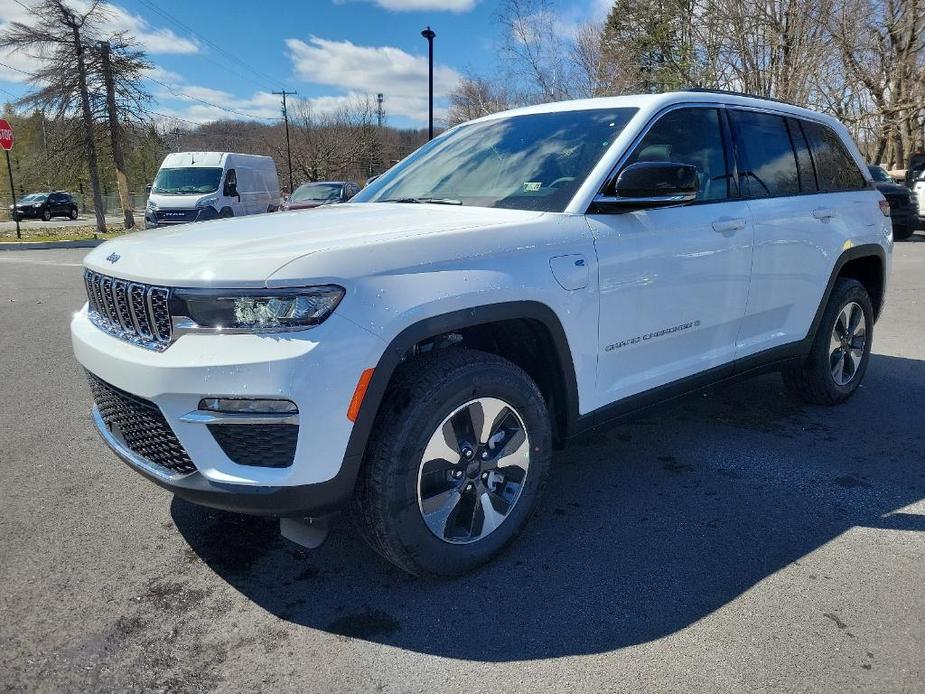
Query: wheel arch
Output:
[[808, 243, 886, 341], [342, 302, 581, 469]]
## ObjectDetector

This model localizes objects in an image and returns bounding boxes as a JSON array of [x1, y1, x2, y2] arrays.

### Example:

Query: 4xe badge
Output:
[[105, 252, 120, 264]]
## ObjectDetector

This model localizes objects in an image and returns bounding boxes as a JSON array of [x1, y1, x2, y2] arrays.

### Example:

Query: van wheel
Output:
[[218, 208, 234, 219], [353, 348, 551, 577], [783, 278, 873, 405]]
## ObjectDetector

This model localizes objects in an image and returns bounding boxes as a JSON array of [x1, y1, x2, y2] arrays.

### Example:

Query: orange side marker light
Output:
[[347, 368, 375, 422]]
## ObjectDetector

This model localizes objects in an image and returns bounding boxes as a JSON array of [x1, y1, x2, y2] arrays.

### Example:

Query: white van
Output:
[[144, 152, 280, 229]]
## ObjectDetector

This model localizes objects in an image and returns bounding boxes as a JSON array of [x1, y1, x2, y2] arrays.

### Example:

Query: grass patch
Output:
[[0, 225, 131, 244]]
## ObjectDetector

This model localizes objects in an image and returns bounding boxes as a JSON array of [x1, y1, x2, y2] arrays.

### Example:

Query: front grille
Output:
[[88, 373, 196, 476], [208, 424, 298, 468], [84, 270, 172, 350], [154, 209, 198, 224]]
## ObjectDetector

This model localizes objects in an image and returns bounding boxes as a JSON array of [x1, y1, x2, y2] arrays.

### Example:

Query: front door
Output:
[[586, 106, 753, 408]]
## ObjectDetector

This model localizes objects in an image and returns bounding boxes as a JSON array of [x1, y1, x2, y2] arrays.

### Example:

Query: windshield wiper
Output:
[[381, 197, 463, 205]]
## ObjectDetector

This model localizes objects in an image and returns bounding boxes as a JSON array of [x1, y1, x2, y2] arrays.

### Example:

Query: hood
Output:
[[83, 203, 543, 286], [874, 182, 911, 196], [147, 192, 217, 210], [286, 200, 328, 210]]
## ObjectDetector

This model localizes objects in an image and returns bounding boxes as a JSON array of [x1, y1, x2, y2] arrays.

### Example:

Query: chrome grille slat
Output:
[[83, 270, 172, 352]]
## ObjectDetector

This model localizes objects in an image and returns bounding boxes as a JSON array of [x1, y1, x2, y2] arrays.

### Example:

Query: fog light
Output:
[[199, 398, 298, 414]]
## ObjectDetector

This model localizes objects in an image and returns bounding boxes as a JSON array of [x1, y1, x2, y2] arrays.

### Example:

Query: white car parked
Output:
[[145, 152, 280, 229], [73, 90, 891, 576]]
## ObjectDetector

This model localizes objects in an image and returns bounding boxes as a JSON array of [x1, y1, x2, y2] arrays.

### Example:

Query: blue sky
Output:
[[0, 0, 609, 128]]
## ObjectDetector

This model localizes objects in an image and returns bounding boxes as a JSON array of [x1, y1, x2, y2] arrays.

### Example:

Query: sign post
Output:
[[0, 119, 18, 239]]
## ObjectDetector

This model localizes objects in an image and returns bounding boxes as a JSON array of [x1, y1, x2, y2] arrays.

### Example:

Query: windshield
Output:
[[291, 183, 342, 202], [152, 167, 223, 195], [353, 108, 638, 212], [867, 165, 893, 183], [19, 194, 45, 203]]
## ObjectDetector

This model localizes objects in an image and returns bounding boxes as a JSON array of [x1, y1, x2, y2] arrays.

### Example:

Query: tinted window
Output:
[[354, 108, 638, 212], [786, 118, 817, 193], [730, 110, 800, 197], [625, 108, 729, 201], [801, 120, 865, 192]]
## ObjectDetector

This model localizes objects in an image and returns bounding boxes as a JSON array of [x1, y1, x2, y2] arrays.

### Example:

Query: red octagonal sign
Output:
[[0, 119, 13, 151]]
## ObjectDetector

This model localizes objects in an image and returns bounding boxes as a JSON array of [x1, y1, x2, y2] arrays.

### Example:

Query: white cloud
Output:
[[337, 0, 477, 11], [0, 0, 199, 54], [285, 36, 461, 123]]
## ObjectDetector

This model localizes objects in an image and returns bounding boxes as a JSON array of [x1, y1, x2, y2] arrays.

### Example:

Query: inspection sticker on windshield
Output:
[[523, 182, 542, 192]]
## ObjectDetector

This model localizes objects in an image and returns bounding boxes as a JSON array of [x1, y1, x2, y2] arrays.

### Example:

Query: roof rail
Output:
[[679, 87, 798, 108]]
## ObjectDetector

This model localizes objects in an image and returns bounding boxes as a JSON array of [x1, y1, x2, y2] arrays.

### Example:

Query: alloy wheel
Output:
[[416, 397, 530, 544], [829, 301, 866, 386]]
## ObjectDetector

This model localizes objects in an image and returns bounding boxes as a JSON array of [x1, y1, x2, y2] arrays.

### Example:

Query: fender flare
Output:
[[340, 301, 580, 470], [806, 243, 886, 341]]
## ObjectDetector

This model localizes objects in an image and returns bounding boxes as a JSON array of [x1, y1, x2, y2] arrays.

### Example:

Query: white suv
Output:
[[72, 91, 892, 576]]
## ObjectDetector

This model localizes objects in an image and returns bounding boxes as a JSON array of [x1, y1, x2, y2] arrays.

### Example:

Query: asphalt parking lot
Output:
[[1, 238, 923, 693]]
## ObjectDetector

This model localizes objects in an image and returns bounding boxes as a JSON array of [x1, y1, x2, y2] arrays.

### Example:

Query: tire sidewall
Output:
[[814, 280, 874, 400], [378, 358, 551, 576], [42, 208, 51, 221]]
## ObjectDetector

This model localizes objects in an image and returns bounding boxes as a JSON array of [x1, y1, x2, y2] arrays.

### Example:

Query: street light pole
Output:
[[421, 26, 436, 141]]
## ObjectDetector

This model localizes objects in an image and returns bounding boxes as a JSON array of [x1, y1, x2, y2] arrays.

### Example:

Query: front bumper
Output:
[[91, 406, 357, 516], [72, 305, 386, 513]]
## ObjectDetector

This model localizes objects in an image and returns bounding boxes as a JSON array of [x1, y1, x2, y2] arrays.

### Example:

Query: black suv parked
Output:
[[868, 165, 918, 240], [9, 192, 79, 221]]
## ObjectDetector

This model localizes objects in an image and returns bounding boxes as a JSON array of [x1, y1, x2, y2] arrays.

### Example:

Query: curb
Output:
[[0, 239, 105, 251]]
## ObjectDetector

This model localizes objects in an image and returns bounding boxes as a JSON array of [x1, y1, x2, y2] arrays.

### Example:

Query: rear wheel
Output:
[[893, 223, 915, 240], [783, 278, 873, 405], [69, 206, 78, 220], [353, 348, 551, 577]]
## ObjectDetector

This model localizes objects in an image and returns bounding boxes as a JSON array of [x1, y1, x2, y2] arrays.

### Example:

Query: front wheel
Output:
[[353, 348, 552, 577], [41, 209, 51, 221], [783, 278, 873, 405]]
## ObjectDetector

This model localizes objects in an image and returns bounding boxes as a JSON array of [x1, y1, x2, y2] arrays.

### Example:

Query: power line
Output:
[[0, 60, 33, 77], [134, 0, 282, 89], [145, 74, 274, 121]]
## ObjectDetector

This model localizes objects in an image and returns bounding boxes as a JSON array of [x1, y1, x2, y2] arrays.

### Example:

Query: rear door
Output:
[[730, 110, 872, 359], [586, 105, 754, 405]]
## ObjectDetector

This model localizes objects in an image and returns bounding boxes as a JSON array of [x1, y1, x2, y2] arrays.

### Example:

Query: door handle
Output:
[[812, 207, 836, 220], [712, 217, 746, 233]]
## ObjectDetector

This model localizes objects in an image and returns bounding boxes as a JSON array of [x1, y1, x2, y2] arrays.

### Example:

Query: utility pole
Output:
[[99, 41, 134, 229], [421, 27, 436, 140], [171, 127, 181, 152], [273, 89, 297, 194], [376, 93, 385, 127]]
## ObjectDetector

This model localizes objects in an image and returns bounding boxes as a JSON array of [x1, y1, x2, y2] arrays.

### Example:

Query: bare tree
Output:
[[1, 1, 152, 232], [447, 76, 514, 125]]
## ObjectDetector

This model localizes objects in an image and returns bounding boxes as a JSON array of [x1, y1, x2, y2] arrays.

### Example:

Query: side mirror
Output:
[[365, 174, 380, 187], [595, 161, 699, 210]]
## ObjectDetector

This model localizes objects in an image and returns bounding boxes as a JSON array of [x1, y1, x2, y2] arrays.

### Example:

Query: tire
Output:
[[783, 278, 873, 405], [352, 348, 552, 577], [41, 208, 51, 221], [69, 207, 78, 220], [893, 223, 915, 240], [218, 208, 234, 219]]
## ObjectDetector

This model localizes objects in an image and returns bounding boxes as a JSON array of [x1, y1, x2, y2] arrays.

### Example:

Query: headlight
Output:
[[146, 199, 158, 212], [174, 285, 345, 332], [33, 203, 42, 208], [197, 196, 218, 209]]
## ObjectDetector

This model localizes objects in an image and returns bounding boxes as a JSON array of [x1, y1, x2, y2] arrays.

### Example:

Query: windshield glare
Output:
[[152, 167, 223, 195], [292, 183, 342, 202], [353, 108, 638, 212]]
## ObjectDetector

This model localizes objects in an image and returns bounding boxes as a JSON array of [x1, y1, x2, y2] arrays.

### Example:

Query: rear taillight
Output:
[[879, 199, 891, 216]]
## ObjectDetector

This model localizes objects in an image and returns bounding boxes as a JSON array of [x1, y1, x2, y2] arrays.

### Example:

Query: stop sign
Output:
[[0, 119, 13, 151]]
